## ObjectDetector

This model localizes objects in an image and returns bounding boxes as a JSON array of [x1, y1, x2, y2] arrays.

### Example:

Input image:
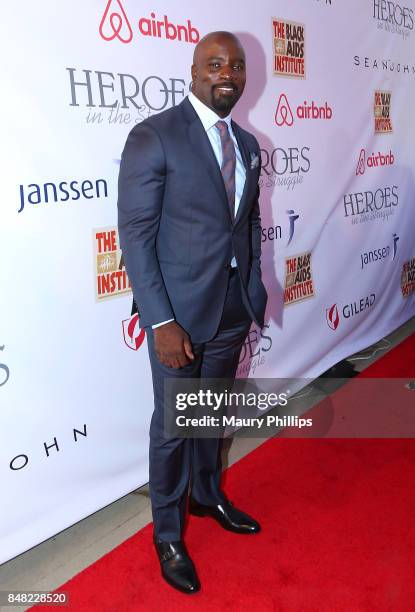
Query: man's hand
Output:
[[153, 321, 195, 368]]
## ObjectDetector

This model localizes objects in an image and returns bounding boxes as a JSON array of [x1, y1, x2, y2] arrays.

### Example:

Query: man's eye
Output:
[[210, 62, 221, 68], [234, 65, 243, 71]]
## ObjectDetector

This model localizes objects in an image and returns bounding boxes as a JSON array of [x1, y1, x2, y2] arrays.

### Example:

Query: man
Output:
[[118, 31, 267, 594]]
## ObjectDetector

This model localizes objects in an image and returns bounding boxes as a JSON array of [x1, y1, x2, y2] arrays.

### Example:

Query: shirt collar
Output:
[[188, 92, 232, 132]]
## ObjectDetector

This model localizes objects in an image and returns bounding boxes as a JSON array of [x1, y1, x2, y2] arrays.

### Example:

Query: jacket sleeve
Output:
[[249, 146, 263, 279], [117, 122, 174, 328]]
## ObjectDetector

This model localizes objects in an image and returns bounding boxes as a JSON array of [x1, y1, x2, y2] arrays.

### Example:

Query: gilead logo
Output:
[[326, 295, 376, 330], [275, 93, 333, 126], [99, 0, 200, 44], [122, 314, 146, 351], [356, 149, 395, 175], [326, 304, 340, 330]]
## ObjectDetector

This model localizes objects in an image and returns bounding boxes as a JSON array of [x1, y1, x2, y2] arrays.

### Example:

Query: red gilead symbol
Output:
[[122, 314, 146, 351], [326, 304, 340, 331], [275, 94, 294, 127], [99, 0, 133, 43]]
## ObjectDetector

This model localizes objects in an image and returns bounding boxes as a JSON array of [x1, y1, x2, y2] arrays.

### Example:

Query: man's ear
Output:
[[191, 64, 197, 84]]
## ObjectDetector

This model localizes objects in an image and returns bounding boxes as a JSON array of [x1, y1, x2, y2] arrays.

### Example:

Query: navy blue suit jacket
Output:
[[117, 97, 267, 344]]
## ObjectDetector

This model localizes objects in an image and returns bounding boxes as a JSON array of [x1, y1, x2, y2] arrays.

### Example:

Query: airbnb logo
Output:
[[275, 94, 294, 127], [99, 0, 133, 43], [0, 344, 10, 387], [356, 148, 395, 175], [275, 94, 333, 127], [99, 1, 200, 45], [326, 304, 340, 331], [356, 149, 366, 175], [122, 314, 146, 351]]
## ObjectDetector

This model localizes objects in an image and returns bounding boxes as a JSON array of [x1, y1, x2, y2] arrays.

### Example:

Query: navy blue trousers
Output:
[[146, 269, 252, 541]]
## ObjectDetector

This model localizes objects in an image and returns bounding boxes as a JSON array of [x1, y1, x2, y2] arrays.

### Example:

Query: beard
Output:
[[211, 86, 239, 114]]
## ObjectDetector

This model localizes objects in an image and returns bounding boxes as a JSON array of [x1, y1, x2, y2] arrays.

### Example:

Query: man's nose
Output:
[[219, 65, 234, 80]]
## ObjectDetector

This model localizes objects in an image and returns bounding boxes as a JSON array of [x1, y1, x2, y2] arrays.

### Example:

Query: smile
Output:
[[215, 86, 236, 93]]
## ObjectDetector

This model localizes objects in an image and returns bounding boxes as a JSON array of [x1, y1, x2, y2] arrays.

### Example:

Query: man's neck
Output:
[[189, 91, 232, 120]]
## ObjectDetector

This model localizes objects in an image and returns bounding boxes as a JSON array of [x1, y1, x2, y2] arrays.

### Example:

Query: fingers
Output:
[[156, 350, 191, 369], [183, 338, 195, 361], [153, 324, 194, 369]]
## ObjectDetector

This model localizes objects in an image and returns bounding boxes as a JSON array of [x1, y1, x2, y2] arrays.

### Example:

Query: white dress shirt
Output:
[[152, 93, 246, 329]]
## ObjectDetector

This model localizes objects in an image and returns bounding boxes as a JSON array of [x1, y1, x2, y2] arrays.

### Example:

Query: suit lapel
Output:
[[182, 98, 232, 221], [231, 121, 252, 225], [180, 98, 254, 226]]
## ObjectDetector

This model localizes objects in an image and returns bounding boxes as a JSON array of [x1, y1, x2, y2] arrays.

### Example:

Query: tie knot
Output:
[[215, 120, 229, 135]]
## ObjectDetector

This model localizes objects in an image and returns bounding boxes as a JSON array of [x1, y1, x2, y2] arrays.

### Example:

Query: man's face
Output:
[[191, 36, 246, 117]]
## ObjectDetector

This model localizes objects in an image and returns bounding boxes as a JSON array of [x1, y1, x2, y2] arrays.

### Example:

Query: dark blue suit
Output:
[[118, 97, 267, 540]]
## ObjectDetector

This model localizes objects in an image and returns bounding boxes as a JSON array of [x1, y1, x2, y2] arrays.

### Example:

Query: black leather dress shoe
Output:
[[154, 538, 200, 594], [188, 497, 261, 534]]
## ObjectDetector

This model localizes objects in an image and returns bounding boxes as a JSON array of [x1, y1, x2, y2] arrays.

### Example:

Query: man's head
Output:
[[191, 31, 246, 117]]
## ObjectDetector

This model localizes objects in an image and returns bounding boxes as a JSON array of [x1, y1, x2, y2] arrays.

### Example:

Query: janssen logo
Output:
[[360, 234, 399, 270], [18, 178, 108, 213], [99, 0, 200, 45], [261, 209, 300, 246], [275, 93, 332, 126]]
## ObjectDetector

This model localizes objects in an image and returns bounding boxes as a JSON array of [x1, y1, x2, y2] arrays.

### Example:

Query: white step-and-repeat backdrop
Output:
[[1, 0, 414, 563]]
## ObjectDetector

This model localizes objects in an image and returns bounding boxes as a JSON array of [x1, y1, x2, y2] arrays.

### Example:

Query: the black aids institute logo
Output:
[[259, 146, 311, 191], [284, 252, 315, 306], [0, 345, 10, 387], [374, 91, 393, 134], [66, 68, 190, 126], [272, 18, 305, 78], [373, 0, 413, 39], [401, 258, 415, 297]]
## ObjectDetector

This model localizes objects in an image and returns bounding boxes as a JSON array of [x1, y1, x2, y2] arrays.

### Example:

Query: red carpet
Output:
[[358, 332, 415, 377], [31, 333, 415, 611]]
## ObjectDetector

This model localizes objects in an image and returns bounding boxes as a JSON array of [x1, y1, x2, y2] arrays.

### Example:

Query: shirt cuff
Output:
[[151, 318, 175, 329]]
